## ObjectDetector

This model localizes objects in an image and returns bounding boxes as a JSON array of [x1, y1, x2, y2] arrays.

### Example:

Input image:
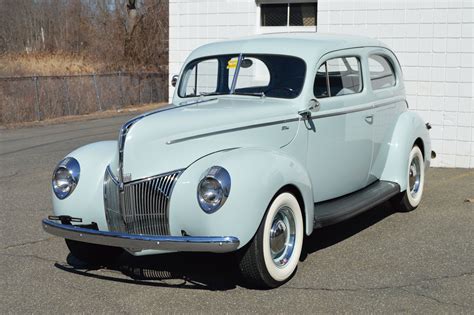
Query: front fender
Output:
[[378, 111, 431, 191], [169, 147, 314, 249], [52, 141, 118, 230]]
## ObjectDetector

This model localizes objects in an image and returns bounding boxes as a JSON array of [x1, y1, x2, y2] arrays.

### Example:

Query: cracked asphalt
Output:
[[1, 115, 473, 313]]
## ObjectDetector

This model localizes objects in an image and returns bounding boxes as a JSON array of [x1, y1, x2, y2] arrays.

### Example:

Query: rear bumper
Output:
[[42, 219, 240, 253]]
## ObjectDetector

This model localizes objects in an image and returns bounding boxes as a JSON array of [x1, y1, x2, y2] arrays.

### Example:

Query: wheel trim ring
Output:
[[409, 155, 421, 198], [262, 193, 303, 283], [269, 206, 296, 268]]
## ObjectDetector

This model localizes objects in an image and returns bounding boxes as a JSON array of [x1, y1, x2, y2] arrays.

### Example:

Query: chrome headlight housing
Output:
[[197, 166, 231, 213], [52, 157, 80, 200]]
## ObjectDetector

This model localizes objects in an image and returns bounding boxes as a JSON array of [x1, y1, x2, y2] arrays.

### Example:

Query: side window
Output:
[[314, 62, 329, 98], [368, 55, 396, 90], [314, 56, 362, 98], [182, 59, 219, 97]]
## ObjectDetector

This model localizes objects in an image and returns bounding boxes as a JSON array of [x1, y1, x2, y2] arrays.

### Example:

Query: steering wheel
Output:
[[263, 87, 296, 95]]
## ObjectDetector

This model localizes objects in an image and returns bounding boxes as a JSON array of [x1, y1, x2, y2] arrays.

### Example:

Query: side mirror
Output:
[[171, 75, 178, 87]]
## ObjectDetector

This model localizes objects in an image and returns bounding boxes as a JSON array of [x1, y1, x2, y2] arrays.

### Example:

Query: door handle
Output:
[[365, 115, 374, 124]]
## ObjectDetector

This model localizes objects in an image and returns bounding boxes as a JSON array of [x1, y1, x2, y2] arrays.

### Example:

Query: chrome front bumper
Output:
[[42, 219, 240, 253]]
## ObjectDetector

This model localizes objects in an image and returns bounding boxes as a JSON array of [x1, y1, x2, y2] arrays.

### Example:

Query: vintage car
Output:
[[42, 33, 433, 288]]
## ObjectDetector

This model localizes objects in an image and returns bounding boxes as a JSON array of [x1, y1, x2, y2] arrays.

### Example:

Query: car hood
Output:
[[114, 96, 301, 181]]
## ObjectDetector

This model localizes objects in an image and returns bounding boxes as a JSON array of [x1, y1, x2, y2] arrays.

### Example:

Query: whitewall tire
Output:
[[239, 192, 304, 288], [394, 145, 425, 212]]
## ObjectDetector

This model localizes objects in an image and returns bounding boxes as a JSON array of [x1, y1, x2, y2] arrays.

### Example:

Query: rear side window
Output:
[[368, 55, 396, 90], [314, 56, 362, 98]]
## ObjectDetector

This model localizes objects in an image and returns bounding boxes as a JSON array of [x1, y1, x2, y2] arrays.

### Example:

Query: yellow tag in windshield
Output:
[[227, 58, 238, 69]]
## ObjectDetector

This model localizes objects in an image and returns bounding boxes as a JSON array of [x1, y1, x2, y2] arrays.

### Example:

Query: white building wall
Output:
[[169, 0, 257, 99], [169, 0, 474, 168], [317, 0, 474, 168]]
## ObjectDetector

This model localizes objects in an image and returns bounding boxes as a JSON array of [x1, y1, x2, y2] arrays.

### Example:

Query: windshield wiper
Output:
[[198, 92, 224, 96], [233, 92, 265, 98]]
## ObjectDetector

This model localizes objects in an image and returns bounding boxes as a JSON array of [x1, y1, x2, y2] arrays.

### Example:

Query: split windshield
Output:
[[178, 54, 306, 99]]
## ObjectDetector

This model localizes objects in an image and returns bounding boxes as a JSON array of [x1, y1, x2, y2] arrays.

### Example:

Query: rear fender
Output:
[[378, 111, 431, 191]]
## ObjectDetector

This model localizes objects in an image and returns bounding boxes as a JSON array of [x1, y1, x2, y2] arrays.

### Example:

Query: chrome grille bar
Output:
[[104, 167, 182, 236]]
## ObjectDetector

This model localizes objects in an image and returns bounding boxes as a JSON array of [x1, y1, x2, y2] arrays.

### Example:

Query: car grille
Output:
[[103, 166, 182, 236]]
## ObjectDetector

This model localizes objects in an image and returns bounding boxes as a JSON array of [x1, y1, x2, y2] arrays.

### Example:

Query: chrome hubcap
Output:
[[409, 156, 421, 197], [270, 206, 296, 268]]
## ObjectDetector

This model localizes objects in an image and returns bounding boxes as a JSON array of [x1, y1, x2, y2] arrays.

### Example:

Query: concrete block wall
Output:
[[169, 0, 474, 167], [317, 0, 473, 168]]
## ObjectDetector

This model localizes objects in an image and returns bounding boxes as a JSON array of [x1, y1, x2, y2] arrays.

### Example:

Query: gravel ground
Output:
[[1, 115, 473, 313]]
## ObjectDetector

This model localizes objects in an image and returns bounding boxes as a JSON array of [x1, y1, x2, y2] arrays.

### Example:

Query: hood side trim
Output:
[[166, 117, 301, 145]]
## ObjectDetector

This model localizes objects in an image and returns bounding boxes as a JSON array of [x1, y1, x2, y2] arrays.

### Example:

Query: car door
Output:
[[366, 49, 406, 182], [307, 51, 374, 202]]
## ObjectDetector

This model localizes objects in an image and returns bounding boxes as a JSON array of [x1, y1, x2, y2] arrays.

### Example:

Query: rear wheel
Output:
[[66, 239, 123, 265], [239, 192, 304, 288], [394, 145, 425, 212]]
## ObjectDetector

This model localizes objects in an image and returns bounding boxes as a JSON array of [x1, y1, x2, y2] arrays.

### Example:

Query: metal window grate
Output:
[[290, 3, 317, 26], [104, 167, 182, 236], [261, 4, 288, 26]]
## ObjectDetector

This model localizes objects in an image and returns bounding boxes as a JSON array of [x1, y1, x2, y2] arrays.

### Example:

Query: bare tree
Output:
[[0, 0, 169, 72]]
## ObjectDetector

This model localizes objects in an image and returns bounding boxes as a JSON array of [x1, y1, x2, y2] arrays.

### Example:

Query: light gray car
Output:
[[43, 33, 433, 288]]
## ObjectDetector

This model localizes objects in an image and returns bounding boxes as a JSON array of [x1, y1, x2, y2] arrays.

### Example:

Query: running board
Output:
[[314, 180, 400, 228]]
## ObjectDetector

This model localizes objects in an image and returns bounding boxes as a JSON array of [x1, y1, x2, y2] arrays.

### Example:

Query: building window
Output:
[[261, 4, 288, 26], [261, 2, 317, 27], [290, 3, 317, 26]]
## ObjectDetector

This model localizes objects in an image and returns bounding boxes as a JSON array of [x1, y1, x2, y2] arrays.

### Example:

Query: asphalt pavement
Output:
[[1, 115, 473, 313]]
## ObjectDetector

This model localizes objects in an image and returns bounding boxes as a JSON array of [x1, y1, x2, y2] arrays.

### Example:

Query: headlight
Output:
[[52, 157, 80, 200], [197, 166, 231, 213]]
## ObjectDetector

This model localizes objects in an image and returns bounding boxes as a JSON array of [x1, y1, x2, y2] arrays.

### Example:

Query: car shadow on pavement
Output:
[[54, 201, 397, 291], [55, 250, 241, 291], [301, 201, 396, 259]]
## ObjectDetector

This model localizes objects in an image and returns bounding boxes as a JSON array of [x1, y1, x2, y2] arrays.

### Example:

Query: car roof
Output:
[[249, 32, 383, 49], [186, 33, 388, 64]]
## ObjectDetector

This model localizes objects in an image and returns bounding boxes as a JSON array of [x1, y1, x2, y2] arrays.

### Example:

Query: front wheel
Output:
[[239, 192, 304, 288], [393, 145, 425, 212]]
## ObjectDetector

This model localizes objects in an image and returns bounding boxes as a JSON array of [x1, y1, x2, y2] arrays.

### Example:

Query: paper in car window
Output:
[[227, 58, 238, 69]]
